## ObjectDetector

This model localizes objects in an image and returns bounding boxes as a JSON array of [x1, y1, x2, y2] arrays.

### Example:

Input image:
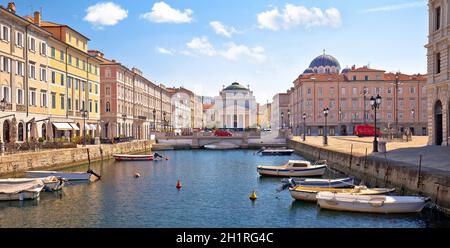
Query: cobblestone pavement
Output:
[[291, 136, 450, 172]]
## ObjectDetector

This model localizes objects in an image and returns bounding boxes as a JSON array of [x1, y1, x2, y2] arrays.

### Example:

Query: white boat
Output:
[[316, 192, 430, 214], [259, 148, 294, 155], [204, 142, 239, 150], [26, 171, 91, 181], [0, 179, 44, 201], [4, 177, 65, 192], [257, 160, 327, 177], [113, 154, 154, 161], [282, 177, 354, 188], [289, 185, 395, 202]]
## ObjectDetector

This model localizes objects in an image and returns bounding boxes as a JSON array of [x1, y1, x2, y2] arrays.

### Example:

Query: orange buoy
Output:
[[249, 190, 257, 201], [176, 180, 182, 189]]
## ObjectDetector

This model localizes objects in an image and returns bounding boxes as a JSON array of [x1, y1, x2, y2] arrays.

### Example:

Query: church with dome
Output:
[[302, 52, 342, 75]]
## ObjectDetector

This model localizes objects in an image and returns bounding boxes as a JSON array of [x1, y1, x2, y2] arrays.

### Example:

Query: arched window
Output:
[[245, 100, 250, 109], [18, 122, 24, 142], [106, 102, 111, 112]]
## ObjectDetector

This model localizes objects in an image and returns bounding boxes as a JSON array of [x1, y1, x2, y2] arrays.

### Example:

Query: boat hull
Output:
[[113, 155, 154, 161], [26, 171, 91, 181], [289, 187, 395, 202], [0, 191, 40, 201], [260, 150, 294, 156], [317, 193, 429, 214], [257, 165, 326, 177], [286, 178, 354, 188]]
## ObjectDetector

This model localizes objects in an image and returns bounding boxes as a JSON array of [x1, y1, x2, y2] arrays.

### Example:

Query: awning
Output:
[[53, 123, 73, 131], [84, 124, 91, 130], [89, 124, 97, 130], [69, 123, 80, 130]]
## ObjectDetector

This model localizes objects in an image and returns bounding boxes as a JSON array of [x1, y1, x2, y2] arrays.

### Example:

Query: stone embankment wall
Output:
[[288, 140, 450, 214], [0, 140, 153, 177]]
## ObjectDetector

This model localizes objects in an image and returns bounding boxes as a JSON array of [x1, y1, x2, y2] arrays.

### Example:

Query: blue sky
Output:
[[4, 0, 428, 103]]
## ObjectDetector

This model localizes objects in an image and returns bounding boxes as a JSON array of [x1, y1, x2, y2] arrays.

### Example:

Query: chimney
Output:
[[34, 11, 41, 26], [7, 2, 16, 13]]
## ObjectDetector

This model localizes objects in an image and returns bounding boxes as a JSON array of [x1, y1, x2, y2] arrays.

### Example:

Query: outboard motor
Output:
[[87, 169, 101, 180]]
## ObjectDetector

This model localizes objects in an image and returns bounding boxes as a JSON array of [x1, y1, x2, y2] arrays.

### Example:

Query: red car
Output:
[[214, 130, 233, 137], [354, 125, 381, 137]]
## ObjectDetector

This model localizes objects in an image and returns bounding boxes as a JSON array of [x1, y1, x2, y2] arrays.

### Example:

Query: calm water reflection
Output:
[[0, 150, 449, 228]]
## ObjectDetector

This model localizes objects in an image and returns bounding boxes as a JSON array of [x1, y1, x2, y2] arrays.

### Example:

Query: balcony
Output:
[[16, 104, 26, 112]]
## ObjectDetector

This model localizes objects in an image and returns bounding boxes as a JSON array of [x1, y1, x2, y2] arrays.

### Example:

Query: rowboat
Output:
[[259, 149, 294, 156], [257, 160, 327, 177], [316, 192, 431, 214], [26, 171, 91, 181], [281, 177, 354, 188], [289, 185, 395, 202], [0, 178, 44, 201], [3, 177, 65, 192], [113, 154, 154, 161]]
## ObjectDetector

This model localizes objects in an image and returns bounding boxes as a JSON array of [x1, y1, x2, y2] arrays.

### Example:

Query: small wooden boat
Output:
[[316, 192, 431, 214], [113, 154, 154, 161], [282, 177, 355, 188], [26, 171, 91, 181], [4, 177, 65, 192], [289, 185, 395, 202], [0, 179, 45, 201], [257, 160, 327, 177], [259, 148, 294, 156]]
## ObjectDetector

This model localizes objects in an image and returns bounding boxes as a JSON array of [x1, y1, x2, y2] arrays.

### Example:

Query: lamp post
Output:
[[370, 95, 382, 152], [323, 108, 329, 146], [287, 109, 291, 130], [163, 111, 167, 132], [153, 108, 156, 132], [302, 113, 307, 142], [411, 109, 415, 121], [0, 98, 6, 112], [281, 112, 284, 129], [81, 108, 88, 147], [362, 87, 368, 124], [338, 108, 342, 135]]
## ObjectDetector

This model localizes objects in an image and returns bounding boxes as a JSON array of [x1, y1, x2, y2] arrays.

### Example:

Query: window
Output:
[[18, 122, 24, 141], [387, 87, 392, 94], [51, 93, 56, 109], [15, 31, 23, 47], [17, 89, 23, 104], [352, 76, 357, 81], [29, 37, 36, 52], [435, 6, 441, 31], [106, 87, 111, 95], [436, 52, 441, 74], [60, 50, 64, 61], [67, 77, 72, 88], [398, 87, 403, 94], [40, 67, 47, 82], [51, 47, 55, 58], [352, 99, 358, 108], [76, 58, 79, 68], [341, 87, 346, 96], [75, 99, 79, 110], [364, 75, 369, 81], [89, 100, 93, 112], [16, 61, 24, 76], [51, 71, 56, 84], [89, 82, 92, 93], [399, 99, 404, 108], [95, 65, 98, 75], [352, 88, 357, 95], [89, 63, 92, 73], [68, 97, 72, 110], [29, 64, 36, 79], [2, 86, 10, 102], [60, 94, 65, 109], [40, 91, 47, 107], [106, 102, 111, 112], [82, 81, 85, 91], [95, 101, 98, 113], [60, 74, 64, 86], [29, 90, 36, 106], [40, 42, 47, 56], [95, 84, 98, 94], [340, 100, 346, 108], [82, 60, 86, 71], [1, 56, 11, 73], [307, 88, 311, 95], [410, 87, 416, 94], [387, 113, 392, 120], [75, 79, 79, 90], [318, 87, 323, 96], [330, 87, 335, 95], [68, 54, 72, 65], [1, 25, 10, 42]]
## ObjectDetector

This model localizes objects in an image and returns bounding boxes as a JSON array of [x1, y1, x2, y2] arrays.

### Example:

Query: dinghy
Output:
[[258, 148, 294, 156], [316, 192, 430, 214], [257, 160, 327, 177], [289, 185, 395, 202], [26, 171, 91, 181], [281, 177, 354, 188], [113, 154, 154, 161], [0, 179, 45, 201]]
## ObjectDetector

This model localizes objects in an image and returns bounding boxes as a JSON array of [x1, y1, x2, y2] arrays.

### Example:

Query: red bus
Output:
[[354, 125, 381, 137]]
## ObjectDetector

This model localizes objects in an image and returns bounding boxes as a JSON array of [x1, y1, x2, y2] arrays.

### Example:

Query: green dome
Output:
[[223, 82, 248, 91]]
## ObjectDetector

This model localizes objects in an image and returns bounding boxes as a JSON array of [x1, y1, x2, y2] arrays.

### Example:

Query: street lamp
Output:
[[153, 108, 156, 132], [81, 108, 88, 147], [411, 109, 415, 121], [302, 113, 307, 142], [323, 108, 329, 146], [362, 87, 368, 124], [0, 98, 6, 112], [163, 111, 167, 132], [370, 94, 382, 152], [338, 108, 342, 135], [287, 109, 291, 130], [281, 112, 284, 129]]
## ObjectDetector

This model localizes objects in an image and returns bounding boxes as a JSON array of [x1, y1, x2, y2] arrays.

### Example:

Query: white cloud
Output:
[[257, 4, 342, 31], [156, 46, 175, 55], [209, 21, 239, 38], [185, 37, 266, 63], [187, 37, 217, 56], [362, 1, 426, 13], [140, 1, 193, 24], [83, 2, 128, 27]]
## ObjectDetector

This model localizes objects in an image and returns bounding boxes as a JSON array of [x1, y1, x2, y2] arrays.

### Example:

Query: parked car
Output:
[[354, 125, 381, 137], [214, 130, 233, 137]]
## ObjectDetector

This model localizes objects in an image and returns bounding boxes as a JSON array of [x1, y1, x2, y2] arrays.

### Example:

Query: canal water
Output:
[[1, 150, 449, 228]]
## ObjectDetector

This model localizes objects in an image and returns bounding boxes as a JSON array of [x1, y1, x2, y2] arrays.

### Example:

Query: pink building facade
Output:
[[288, 54, 427, 137]]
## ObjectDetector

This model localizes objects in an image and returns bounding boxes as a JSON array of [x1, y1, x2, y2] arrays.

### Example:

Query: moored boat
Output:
[[257, 160, 327, 177], [289, 185, 395, 202], [0, 179, 45, 201], [316, 192, 430, 214], [26, 171, 91, 181], [282, 177, 354, 188], [4, 177, 65, 192], [259, 148, 294, 156], [113, 154, 154, 161]]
